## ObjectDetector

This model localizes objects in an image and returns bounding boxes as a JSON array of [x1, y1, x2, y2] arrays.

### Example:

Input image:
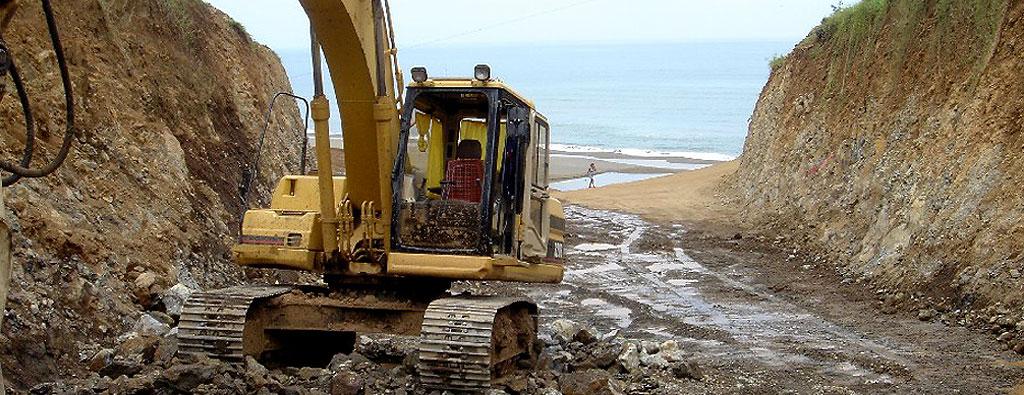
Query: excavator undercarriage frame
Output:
[[179, 284, 539, 392]]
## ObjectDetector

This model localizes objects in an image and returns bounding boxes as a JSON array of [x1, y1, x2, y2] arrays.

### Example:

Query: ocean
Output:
[[279, 41, 795, 161]]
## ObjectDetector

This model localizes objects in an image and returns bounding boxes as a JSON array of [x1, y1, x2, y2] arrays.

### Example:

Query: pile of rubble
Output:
[[32, 316, 705, 395]]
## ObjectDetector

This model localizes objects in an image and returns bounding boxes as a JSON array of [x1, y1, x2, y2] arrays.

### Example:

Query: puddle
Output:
[[551, 172, 670, 191], [557, 206, 913, 384], [581, 298, 633, 328], [574, 243, 618, 252]]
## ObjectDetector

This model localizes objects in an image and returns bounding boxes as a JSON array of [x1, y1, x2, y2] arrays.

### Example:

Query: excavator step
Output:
[[417, 296, 537, 392], [177, 286, 292, 362]]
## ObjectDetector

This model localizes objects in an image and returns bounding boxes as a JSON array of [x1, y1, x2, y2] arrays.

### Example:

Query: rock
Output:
[[149, 311, 175, 327], [658, 340, 685, 362], [600, 329, 619, 342], [162, 283, 193, 318], [639, 353, 669, 369], [559, 369, 623, 395], [162, 362, 218, 392], [1014, 341, 1024, 355], [998, 332, 1015, 343], [499, 374, 529, 393], [329, 370, 363, 395], [132, 272, 160, 307], [573, 328, 599, 345], [640, 341, 659, 355], [548, 319, 582, 344], [88, 349, 114, 372], [358, 336, 411, 363], [245, 356, 269, 378], [134, 314, 171, 336], [670, 360, 703, 381], [537, 389, 563, 395], [617, 343, 641, 374], [577, 343, 618, 370], [297, 367, 325, 381], [918, 309, 937, 321], [115, 334, 160, 364], [98, 355, 144, 378], [329, 352, 371, 372]]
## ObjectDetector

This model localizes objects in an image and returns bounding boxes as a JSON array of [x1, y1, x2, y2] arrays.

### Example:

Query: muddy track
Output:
[[492, 206, 1024, 393]]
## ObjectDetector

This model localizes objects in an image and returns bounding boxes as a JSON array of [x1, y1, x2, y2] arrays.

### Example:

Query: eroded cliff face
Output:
[[0, 0, 304, 387], [729, 0, 1023, 318]]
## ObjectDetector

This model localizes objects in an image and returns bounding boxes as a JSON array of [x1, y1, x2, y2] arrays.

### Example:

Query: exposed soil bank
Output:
[[0, 0, 303, 388], [726, 0, 1024, 350]]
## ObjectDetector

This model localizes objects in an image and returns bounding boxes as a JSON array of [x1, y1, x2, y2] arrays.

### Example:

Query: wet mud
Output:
[[489, 206, 1024, 393]]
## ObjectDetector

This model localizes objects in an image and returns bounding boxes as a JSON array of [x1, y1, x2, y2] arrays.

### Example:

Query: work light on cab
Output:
[[474, 64, 491, 81], [411, 66, 428, 83]]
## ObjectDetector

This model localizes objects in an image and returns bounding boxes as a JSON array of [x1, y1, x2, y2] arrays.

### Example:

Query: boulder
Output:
[[671, 360, 703, 381], [161, 362, 218, 392], [658, 340, 685, 362], [162, 284, 193, 318], [548, 319, 582, 344], [88, 349, 114, 372], [558, 369, 623, 395], [640, 341, 659, 355], [639, 353, 669, 369], [98, 355, 144, 378], [616, 343, 641, 374], [134, 314, 171, 337], [329, 352, 371, 372], [132, 272, 160, 307], [329, 370, 364, 395], [115, 334, 161, 364], [573, 328, 599, 345]]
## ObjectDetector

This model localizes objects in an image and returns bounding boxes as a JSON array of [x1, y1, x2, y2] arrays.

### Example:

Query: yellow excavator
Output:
[[178, 0, 566, 391]]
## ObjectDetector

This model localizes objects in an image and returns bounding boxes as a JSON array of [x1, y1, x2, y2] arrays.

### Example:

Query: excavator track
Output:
[[418, 296, 538, 392], [177, 286, 293, 361]]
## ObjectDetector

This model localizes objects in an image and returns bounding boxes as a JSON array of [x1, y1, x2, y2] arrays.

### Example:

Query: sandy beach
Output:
[[555, 161, 740, 226]]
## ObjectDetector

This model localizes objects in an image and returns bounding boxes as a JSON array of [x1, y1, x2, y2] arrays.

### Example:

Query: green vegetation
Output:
[[769, 54, 788, 72], [162, 0, 199, 46], [823, 0, 889, 49], [818, 0, 1009, 94], [230, 20, 252, 43]]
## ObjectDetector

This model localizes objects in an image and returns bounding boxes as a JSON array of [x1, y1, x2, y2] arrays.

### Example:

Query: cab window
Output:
[[533, 120, 550, 188]]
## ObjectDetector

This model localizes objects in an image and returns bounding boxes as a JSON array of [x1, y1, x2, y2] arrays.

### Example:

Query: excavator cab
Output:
[[391, 73, 565, 270]]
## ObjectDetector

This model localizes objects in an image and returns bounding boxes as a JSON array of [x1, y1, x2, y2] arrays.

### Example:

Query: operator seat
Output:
[[443, 140, 484, 203]]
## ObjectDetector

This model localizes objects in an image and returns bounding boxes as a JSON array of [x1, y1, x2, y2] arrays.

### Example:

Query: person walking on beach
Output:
[[586, 163, 598, 189]]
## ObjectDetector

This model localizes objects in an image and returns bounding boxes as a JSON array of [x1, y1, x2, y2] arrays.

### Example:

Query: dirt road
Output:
[[496, 206, 1024, 394]]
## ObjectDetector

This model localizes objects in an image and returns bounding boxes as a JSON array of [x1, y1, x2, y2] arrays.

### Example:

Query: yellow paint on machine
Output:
[[388, 253, 564, 283]]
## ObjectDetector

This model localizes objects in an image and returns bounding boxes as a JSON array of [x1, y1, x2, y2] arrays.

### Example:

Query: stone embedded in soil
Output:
[[559, 369, 624, 395], [330, 370, 364, 395], [617, 343, 642, 374], [133, 313, 171, 337], [548, 319, 583, 344], [161, 283, 194, 318]]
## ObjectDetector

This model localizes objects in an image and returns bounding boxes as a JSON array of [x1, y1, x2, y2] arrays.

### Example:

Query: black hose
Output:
[[239, 92, 310, 212], [1, 43, 35, 186], [0, 0, 75, 185]]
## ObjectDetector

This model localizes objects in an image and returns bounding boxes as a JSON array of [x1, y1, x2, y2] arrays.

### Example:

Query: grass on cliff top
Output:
[[819, 0, 1009, 94]]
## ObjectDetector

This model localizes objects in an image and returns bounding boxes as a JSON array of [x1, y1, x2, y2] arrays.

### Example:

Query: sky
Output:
[[207, 0, 838, 51]]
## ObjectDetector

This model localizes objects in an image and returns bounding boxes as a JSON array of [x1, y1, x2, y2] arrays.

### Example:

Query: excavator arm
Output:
[[234, 0, 401, 270], [300, 0, 400, 252]]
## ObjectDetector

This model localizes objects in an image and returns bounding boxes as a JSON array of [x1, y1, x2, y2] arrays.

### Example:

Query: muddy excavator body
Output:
[[178, 0, 565, 391]]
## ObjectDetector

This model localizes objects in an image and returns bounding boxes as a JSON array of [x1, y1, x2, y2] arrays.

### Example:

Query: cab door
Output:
[[524, 117, 551, 259]]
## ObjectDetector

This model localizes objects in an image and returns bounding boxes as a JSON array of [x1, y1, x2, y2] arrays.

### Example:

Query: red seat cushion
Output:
[[444, 159, 484, 203]]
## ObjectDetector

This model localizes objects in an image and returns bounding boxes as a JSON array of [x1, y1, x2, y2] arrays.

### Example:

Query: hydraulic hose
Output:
[[0, 0, 75, 186], [0, 42, 34, 186], [239, 92, 310, 212]]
